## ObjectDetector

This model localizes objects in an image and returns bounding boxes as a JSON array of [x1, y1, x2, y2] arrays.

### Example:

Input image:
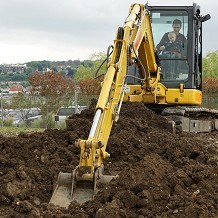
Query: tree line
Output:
[[25, 50, 218, 112], [1, 50, 218, 127]]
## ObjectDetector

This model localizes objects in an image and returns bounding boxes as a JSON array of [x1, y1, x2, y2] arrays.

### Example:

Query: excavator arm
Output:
[[76, 3, 161, 174], [49, 3, 161, 207]]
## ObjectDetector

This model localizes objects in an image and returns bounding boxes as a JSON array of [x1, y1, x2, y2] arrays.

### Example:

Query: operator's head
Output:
[[168, 32, 176, 42], [172, 19, 182, 35]]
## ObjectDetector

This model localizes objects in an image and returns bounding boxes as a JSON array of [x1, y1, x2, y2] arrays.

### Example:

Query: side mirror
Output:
[[200, 14, 211, 22]]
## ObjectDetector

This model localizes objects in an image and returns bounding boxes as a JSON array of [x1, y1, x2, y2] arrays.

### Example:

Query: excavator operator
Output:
[[156, 19, 187, 79], [156, 19, 187, 53]]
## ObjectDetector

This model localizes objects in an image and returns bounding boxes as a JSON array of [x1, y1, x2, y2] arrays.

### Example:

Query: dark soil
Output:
[[0, 101, 218, 217]]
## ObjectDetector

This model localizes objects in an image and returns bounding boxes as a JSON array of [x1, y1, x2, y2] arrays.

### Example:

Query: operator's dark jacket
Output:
[[156, 32, 187, 52], [164, 41, 183, 53]]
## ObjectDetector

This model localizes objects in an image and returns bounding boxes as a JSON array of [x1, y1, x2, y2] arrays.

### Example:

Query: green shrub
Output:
[[18, 121, 27, 128], [31, 118, 43, 128], [45, 112, 56, 129], [3, 118, 13, 127]]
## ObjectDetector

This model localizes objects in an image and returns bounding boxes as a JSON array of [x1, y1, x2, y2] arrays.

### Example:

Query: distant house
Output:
[[0, 63, 27, 74], [9, 85, 24, 94]]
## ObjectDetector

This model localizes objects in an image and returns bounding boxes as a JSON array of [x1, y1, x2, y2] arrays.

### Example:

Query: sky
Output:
[[0, 0, 215, 64]]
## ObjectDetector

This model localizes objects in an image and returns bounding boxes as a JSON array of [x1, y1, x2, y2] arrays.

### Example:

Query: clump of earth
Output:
[[0, 100, 218, 217]]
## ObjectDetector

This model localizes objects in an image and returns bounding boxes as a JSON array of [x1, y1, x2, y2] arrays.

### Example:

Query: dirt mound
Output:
[[0, 102, 218, 217]]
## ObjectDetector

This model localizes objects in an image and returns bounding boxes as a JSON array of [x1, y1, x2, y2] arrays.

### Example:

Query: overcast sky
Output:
[[0, 0, 215, 64]]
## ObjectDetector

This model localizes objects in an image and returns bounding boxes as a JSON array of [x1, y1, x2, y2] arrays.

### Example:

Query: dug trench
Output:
[[0, 101, 218, 217]]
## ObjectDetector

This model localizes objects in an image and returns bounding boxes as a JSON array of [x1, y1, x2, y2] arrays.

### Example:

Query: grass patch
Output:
[[0, 126, 45, 137]]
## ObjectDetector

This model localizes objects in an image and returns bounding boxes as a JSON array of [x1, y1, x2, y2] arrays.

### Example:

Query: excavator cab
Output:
[[148, 4, 210, 91], [128, 4, 210, 92]]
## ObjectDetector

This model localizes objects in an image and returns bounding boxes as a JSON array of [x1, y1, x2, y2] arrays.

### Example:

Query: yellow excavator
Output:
[[49, 3, 213, 208]]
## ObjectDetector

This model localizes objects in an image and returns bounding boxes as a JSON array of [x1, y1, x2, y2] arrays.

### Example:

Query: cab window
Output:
[[151, 10, 189, 81]]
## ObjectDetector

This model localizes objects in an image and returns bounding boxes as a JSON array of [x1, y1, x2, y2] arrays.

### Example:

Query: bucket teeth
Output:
[[49, 165, 118, 208]]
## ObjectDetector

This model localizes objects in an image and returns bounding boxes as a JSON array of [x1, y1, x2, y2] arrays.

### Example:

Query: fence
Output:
[[38, 93, 98, 116], [202, 93, 218, 109], [0, 93, 98, 128], [1, 92, 218, 128]]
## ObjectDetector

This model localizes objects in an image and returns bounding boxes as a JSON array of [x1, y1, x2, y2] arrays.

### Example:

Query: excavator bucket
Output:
[[49, 166, 118, 208]]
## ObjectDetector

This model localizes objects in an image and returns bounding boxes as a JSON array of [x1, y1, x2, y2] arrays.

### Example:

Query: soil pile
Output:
[[0, 101, 218, 217]]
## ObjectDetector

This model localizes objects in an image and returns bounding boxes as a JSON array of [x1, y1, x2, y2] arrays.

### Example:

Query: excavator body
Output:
[[49, 3, 213, 208]]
